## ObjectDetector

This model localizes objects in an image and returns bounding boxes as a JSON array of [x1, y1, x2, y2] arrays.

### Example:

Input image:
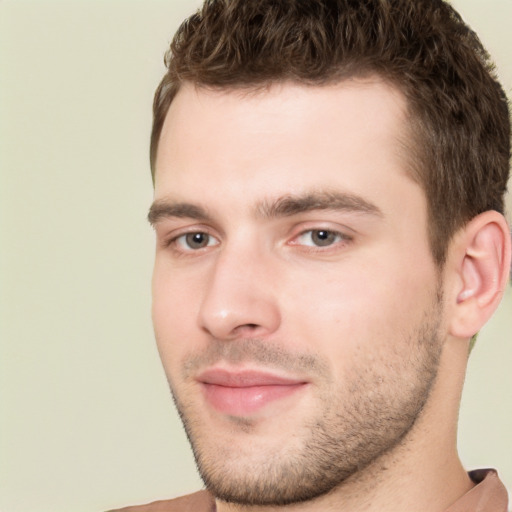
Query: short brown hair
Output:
[[151, 0, 510, 264]]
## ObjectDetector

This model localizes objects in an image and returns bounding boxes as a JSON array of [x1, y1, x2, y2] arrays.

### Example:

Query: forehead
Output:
[[154, 79, 419, 219]]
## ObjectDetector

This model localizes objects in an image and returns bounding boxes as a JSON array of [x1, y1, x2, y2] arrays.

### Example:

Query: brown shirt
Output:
[[110, 469, 508, 512], [445, 469, 508, 512]]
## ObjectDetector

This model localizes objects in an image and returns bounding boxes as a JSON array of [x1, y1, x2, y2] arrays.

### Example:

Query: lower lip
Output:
[[202, 383, 306, 416]]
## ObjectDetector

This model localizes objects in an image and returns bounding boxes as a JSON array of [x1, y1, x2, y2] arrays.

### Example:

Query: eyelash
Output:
[[161, 230, 217, 253], [291, 229, 352, 251], [162, 228, 352, 255], [171, 232, 218, 251]]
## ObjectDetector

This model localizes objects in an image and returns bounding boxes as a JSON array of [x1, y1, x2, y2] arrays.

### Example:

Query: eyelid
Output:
[[297, 229, 347, 243], [287, 225, 354, 251], [176, 232, 220, 250], [158, 224, 220, 250], [157, 221, 354, 254]]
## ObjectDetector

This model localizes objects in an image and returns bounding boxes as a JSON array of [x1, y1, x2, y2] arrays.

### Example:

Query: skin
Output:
[[151, 80, 477, 512]]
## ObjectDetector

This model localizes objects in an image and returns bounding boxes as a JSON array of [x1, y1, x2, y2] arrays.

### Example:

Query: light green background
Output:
[[0, 1, 511, 511]]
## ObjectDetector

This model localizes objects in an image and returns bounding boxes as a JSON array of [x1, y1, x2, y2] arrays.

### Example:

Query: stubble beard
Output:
[[168, 292, 444, 507]]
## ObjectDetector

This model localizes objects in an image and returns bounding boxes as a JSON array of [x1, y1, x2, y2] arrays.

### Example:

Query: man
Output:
[[115, 0, 511, 510]]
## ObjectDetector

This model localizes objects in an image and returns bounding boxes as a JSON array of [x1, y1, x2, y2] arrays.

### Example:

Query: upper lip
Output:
[[197, 368, 307, 387]]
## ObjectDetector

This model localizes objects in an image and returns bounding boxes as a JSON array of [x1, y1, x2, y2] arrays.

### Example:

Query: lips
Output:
[[197, 368, 308, 416]]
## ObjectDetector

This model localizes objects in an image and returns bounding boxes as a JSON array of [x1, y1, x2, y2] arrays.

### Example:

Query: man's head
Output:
[[150, 0, 510, 266], [149, 0, 511, 508]]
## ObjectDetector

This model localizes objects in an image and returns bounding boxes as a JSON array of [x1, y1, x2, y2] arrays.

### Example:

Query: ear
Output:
[[448, 210, 511, 339]]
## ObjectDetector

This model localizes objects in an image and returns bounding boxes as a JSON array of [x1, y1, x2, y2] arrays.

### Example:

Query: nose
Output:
[[198, 244, 281, 340]]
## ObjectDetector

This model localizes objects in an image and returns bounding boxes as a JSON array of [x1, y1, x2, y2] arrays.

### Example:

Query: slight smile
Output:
[[198, 368, 309, 416]]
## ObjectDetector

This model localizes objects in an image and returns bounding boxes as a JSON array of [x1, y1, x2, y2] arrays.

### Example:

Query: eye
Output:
[[174, 232, 219, 250], [294, 229, 347, 248]]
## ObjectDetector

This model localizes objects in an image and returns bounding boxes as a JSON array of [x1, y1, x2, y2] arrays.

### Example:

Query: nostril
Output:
[[198, 289, 281, 340], [233, 323, 261, 337]]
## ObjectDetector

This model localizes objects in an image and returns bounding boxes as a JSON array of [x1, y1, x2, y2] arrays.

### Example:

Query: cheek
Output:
[[280, 254, 435, 359], [151, 263, 201, 367]]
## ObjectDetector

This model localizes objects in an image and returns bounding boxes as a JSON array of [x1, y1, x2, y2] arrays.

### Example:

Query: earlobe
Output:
[[449, 211, 511, 339]]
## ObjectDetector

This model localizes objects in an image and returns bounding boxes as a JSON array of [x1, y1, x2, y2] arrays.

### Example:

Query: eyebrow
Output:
[[148, 190, 382, 226], [255, 191, 383, 219], [148, 201, 213, 226]]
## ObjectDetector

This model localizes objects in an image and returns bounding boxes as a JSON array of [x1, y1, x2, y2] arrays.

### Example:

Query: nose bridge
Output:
[[198, 236, 280, 339]]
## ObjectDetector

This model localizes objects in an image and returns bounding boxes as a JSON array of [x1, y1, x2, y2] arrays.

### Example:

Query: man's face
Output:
[[151, 80, 444, 506]]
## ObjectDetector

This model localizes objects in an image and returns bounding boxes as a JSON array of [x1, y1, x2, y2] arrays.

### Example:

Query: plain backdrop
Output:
[[0, 1, 511, 511]]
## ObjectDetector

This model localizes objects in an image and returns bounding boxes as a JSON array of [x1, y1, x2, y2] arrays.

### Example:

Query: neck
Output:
[[216, 338, 473, 512]]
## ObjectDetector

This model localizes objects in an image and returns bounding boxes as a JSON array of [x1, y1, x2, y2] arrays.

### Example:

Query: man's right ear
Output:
[[446, 210, 511, 340]]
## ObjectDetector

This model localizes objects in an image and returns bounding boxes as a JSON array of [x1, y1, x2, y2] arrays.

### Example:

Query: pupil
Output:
[[312, 230, 334, 246], [187, 232, 207, 248]]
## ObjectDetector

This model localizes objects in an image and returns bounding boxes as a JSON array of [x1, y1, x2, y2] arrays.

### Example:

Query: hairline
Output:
[[151, 71, 422, 174]]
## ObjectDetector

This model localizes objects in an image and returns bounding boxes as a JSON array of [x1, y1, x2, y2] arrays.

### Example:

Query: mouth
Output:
[[197, 368, 308, 416]]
